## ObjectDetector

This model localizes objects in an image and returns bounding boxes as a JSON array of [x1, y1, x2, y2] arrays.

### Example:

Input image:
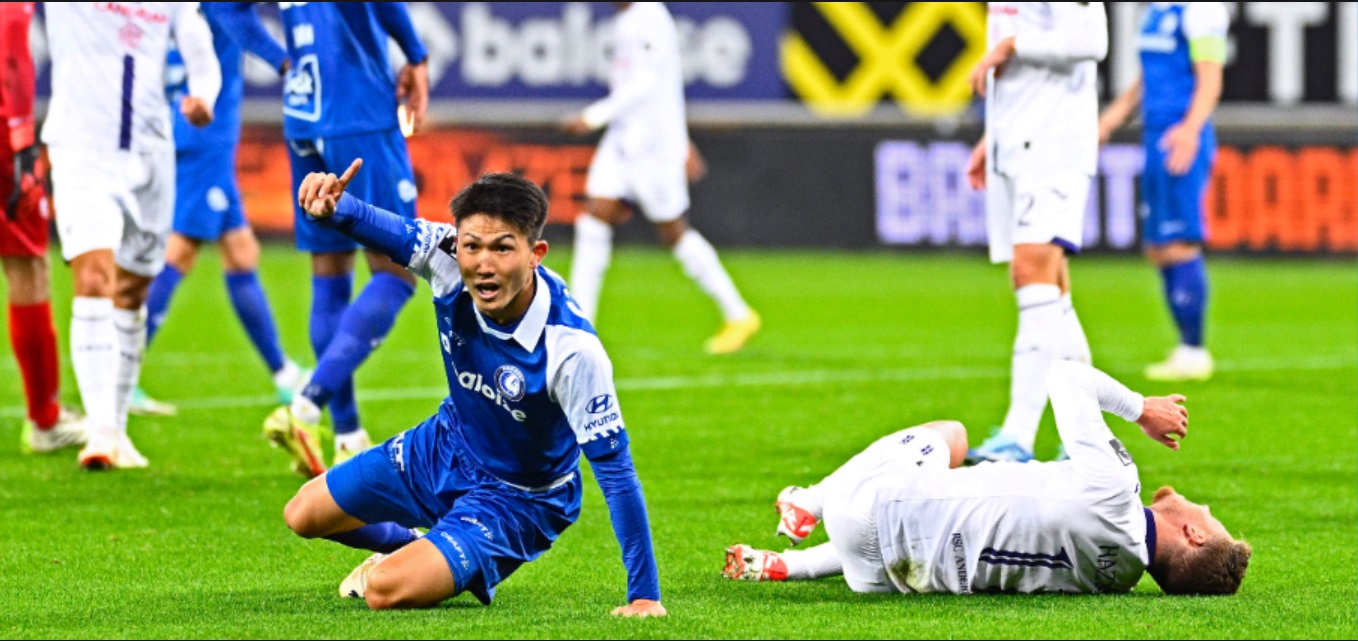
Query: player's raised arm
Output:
[[551, 337, 664, 617], [173, 3, 222, 127], [298, 160, 459, 292]]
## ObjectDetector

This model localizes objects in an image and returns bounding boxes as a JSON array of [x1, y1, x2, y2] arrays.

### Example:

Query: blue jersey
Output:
[[317, 192, 659, 603], [1138, 2, 1229, 130], [208, 2, 427, 141], [167, 15, 241, 152]]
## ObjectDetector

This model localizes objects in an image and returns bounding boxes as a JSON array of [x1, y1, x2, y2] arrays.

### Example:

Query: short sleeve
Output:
[[548, 328, 628, 460]]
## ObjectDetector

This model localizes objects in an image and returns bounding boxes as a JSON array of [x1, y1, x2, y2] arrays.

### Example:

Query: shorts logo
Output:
[[398, 179, 418, 203], [206, 187, 229, 212], [587, 394, 614, 414], [494, 365, 526, 402]]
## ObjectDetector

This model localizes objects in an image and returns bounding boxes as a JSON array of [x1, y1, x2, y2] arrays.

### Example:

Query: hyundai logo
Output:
[[587, 394, 614, 414]]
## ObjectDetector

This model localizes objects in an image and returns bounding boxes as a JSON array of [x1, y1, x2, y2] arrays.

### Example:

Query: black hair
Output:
[[449, 173, 549, 243]]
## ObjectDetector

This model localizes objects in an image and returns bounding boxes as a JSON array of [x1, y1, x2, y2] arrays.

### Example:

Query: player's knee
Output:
[[282, 495, 323, 539], [921, 420, 969, 466], [655, 219, 687, 247], [363, 572, 422, 611]]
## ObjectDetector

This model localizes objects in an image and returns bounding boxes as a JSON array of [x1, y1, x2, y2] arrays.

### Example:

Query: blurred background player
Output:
[[564, 2, 760, 355], [964, 2, 1108, 464], [2, 2, 85, 454], [1099, 3, 1229, 382], [130, 8, 309, 418], [42, 2, 221, 469], [210, 2, 429, 469]]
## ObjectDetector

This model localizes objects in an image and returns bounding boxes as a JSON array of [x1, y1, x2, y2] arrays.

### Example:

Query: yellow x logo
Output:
[[782, 2, 988, 117]]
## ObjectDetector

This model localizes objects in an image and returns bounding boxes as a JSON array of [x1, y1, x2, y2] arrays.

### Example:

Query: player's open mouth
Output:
[[474, 283, 501, 300]]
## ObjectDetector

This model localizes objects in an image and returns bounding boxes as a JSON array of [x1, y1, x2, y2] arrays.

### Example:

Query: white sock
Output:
[[569, 214, 613, 323], [273, 359, 301, 386], [672, 229, 750, 322], [999, 284, 1064, 450], [793, 427, 940, 520], [1061, 293, 1092, 365], [290, 394, 322, 425], [71, 297, 119, 438], [782, 543, 844, 580], [113, 307, 148, 435], [336, 428, 371, 453]]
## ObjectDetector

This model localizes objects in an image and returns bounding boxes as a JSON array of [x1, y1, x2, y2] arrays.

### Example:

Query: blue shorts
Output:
[[174, 145, 246, 242], [288, 128, 417, 253], [326, 406, 582, 605], [1141, 126, 1216, 245]]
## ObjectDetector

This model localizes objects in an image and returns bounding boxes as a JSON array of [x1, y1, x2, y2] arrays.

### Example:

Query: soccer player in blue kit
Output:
[[209, 2, 430, 472], [1099, 3, 1228, 382], [280, 162, 665, 616], [136, 11, 307, 417]]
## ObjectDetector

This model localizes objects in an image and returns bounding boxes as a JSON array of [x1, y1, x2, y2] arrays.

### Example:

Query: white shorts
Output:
[[985, 170, 1091, 264], [822, 427, 952, 594], [49, 145, 175, 277], [585, 136, 689, 223]]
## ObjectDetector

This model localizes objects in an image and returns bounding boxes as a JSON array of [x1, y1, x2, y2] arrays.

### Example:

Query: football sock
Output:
[[325, 523, 421, 554], [672, 229, 751, 322], [1061, 293, 1092, 364], [9, 301, 61, 429], [112, 307, 148, 434], [795, 427, 939, 520], [999, 284, 1063, 450], [305, 272, 414, 435], [569, 213, 612, 323], [1160, 256, 1208, 347], [304, 273, 351, 417], [71, 297, 118, 436], [782, 543, 844, 580], [226, 270, 286, 373], [144, 264, 183, 345]]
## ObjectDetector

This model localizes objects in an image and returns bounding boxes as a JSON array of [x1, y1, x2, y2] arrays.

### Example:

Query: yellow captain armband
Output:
[[1189, 36, 1227, 64]]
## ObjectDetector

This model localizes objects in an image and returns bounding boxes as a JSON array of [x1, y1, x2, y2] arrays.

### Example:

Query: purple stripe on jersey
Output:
[[1052, 237, 1081, 256], [119, 55, 134, 150], [979, 546, 1074, 570]]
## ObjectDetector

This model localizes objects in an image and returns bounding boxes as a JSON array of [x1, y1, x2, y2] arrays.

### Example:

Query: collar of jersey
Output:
[[469, 270, 549, 352], [1143, 507, 1158, 566]]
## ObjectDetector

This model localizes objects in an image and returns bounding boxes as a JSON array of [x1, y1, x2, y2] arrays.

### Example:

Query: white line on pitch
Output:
[[0, 354, 1351, 419]]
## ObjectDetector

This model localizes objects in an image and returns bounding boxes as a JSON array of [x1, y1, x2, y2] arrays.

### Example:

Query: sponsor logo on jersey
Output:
[[495, 365, 526, 402], [1109, 439, 1134, 466], [458, 368, 527, 422], [283, 54, 322, 122], [587, 394, 614, 414]]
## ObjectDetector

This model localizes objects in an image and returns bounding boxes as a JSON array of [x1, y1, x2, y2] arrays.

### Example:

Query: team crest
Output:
[[495, 365, 526, 402]]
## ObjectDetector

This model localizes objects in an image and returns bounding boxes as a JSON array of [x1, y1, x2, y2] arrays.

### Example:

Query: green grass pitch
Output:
[[0, 247, 1353, 639]]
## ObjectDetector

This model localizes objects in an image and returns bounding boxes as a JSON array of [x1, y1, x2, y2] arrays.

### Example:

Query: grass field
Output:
[[0, 246, 1354, 639]]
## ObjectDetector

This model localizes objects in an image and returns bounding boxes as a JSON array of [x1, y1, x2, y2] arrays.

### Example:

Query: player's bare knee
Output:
[[921, 421, 969, 466], [220, 229, 260, 272], [655, 219, 687, 247], [283, 494, 323, 539], [585, 198, 629, 224], [365, 250, 417, 284], [363, 572, 421, 611]]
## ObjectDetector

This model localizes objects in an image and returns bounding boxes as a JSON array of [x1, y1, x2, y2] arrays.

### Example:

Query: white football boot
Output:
[[21, 407, 88, 454], [723, 544, 788, 582], [1145, 345, 1214, 382], [774, 486, 819, 546], [79, 431, 149, 470], [339, 552, 388, 599]]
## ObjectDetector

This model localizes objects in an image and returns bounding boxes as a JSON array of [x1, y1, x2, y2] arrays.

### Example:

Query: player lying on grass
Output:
[[724, 361, 1251, 596], [271, 162, 664, 616]]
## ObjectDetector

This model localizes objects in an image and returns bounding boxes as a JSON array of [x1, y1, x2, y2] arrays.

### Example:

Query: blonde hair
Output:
[[1149, 537, 1253, 595]]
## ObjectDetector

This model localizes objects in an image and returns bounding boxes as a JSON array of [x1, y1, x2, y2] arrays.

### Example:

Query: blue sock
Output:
[[1160, 256, 1208, 347], [226, 270, 286, 373], [145, 264, 184, 345], [307, 273, 353, 385], [325, 523, 419, 553], [307, 272, 415, 434]]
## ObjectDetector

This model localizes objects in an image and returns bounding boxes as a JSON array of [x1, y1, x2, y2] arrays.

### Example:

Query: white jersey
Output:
[[875, 362, 1153, 594], [42, 2, 220, 153], [582, 2, 688, 164], [985, 2, 1107, 177]]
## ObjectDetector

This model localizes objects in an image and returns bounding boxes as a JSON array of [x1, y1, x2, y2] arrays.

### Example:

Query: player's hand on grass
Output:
[[180, 96, 214, 127], [396, 61, 429, 133], [298, 158, 362, 219], [970, 36, 1015, 97], [686, 141, 707, 183], [966, 139, 987, 190], [1159, 123, 1200, 176], [1137, 394, 1188, 451], [611, 599, 666, 618]]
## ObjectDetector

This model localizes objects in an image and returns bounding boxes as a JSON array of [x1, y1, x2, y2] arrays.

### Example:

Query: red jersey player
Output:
[[1, 2, 85, 453]]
